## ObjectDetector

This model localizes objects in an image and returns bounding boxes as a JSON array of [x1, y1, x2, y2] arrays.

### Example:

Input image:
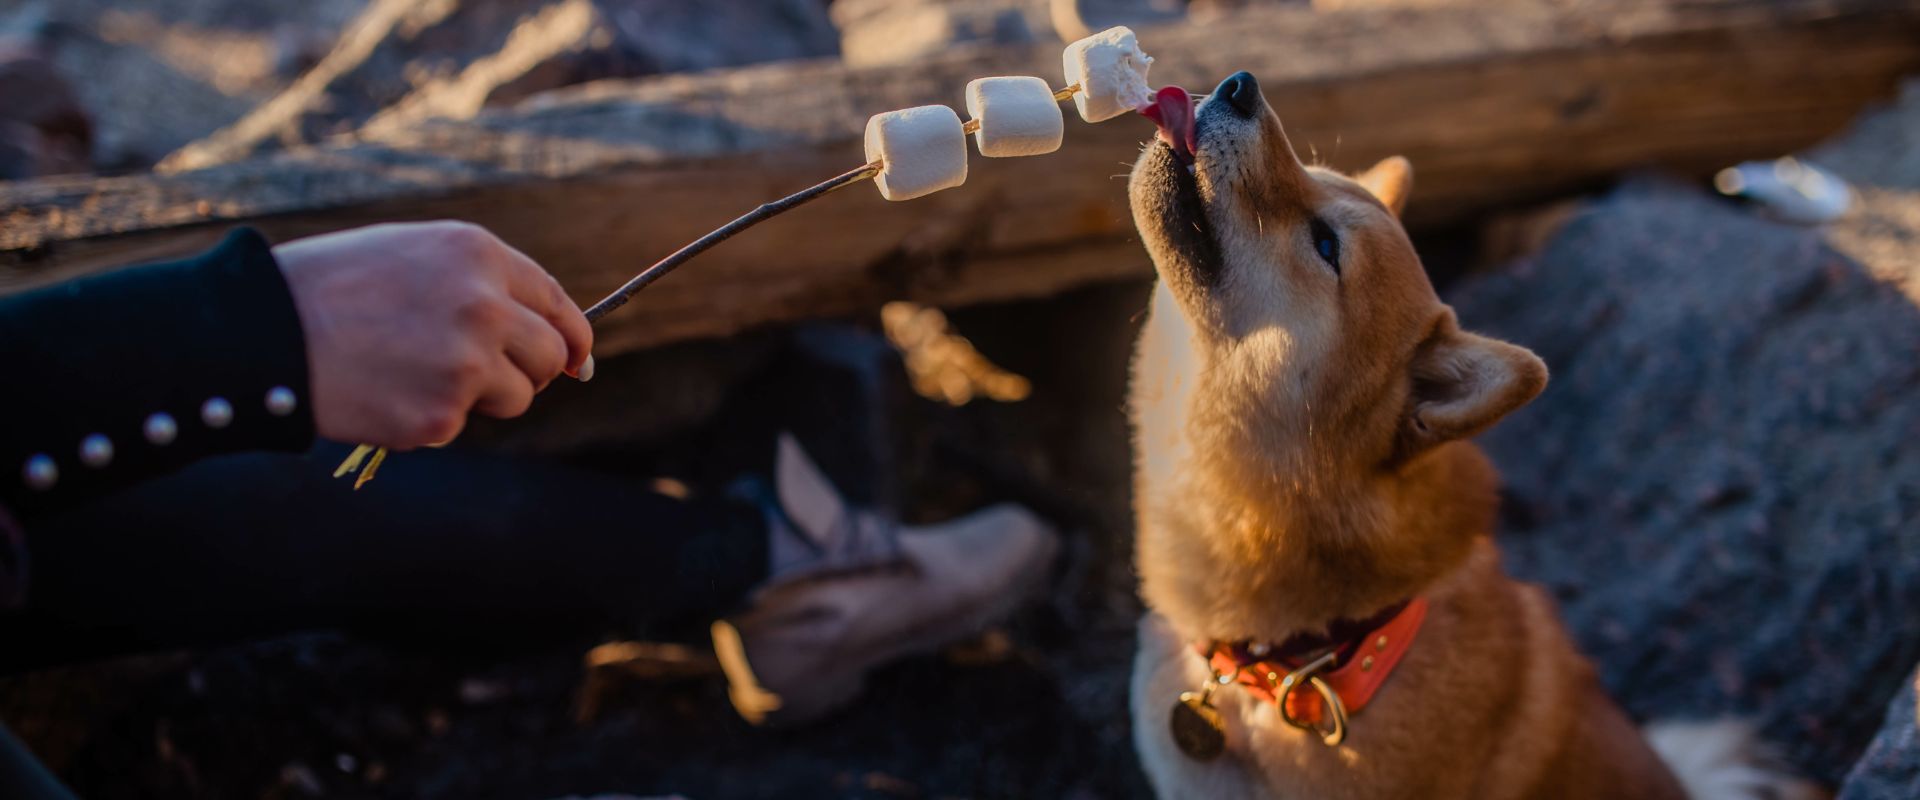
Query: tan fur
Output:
[[1124, 79, 1688, 799]]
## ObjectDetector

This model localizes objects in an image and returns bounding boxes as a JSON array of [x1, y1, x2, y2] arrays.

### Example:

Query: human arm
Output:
[[0, 221, 593, 520]]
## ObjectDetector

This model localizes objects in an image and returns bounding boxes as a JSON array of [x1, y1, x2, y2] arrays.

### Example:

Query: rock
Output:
[[0, 41, 91, 179], [162, 0, 839, 171], [0, 0, 365, 173], [1448, 81, 1920, 788], [833, 0, 1047, 67], [0, 5, 90, 178], [1046, 0, 1184, 43], [0, 0, 364, 172], [1839, 666, 1920, 799], [1185, 0, 1291, 25]]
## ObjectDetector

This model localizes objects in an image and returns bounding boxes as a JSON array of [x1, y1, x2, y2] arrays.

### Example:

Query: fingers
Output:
[[501, 303, 570, 392], [431, 311, 559, 438], [472, 351, 537, 419], [492, 238, 594, 376]]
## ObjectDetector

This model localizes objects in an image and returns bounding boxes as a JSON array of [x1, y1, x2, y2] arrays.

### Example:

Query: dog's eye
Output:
[[1309, 217, 1341, 273]]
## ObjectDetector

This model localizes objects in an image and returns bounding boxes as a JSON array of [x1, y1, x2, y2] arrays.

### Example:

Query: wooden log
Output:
[[5, 0, 1919, 355]]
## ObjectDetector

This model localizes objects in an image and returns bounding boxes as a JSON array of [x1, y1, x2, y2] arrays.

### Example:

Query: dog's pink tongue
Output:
[[1140, 85, 1195, 165]]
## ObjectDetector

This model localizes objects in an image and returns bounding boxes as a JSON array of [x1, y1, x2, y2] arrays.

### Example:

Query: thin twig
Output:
[[582, 160, 883, 323]]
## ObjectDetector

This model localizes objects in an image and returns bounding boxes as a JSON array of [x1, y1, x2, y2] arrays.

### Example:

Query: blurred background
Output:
[[1, 0, 1918, 797]]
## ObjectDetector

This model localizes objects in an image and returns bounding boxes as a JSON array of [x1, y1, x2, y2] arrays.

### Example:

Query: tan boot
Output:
[[713, 439, 1057, 725]]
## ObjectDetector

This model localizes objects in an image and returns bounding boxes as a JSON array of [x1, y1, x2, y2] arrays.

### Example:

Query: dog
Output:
[[1123, 71, 1811, 799]]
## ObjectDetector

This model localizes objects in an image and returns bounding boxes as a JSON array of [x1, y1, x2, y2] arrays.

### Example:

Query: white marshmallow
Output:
[[864, 105, 968, 201], [964, 76, 1065, 157], [1062, 26, 1154, 123]]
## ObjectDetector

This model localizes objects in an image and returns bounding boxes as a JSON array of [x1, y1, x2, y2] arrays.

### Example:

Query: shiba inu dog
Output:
[[1123, 71, 1810, 799]]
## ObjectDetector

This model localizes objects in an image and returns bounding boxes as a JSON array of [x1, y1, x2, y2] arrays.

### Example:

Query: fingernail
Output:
[[577, 354, 595, 382]]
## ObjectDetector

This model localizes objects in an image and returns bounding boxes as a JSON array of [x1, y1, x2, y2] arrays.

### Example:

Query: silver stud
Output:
[[79, 434, 113, 468], [265, 386, 297, 417], [1247, 642, 1271, 658], [201, 397, 234, 429], [1375, 635, 1389, 651], [144, 413, 178, 446], [23, 455, 56, 491], [1361, 655, 1375, 671]]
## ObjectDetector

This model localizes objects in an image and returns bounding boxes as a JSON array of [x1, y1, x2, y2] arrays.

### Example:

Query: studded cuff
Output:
[[0, 228, 316, 518]]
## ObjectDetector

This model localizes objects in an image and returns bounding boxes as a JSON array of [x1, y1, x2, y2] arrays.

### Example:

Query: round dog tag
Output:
[[1170, 690, 1226, 761]]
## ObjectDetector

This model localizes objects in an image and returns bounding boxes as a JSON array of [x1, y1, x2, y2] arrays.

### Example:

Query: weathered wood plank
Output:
[[5, 0, 1919, 353]]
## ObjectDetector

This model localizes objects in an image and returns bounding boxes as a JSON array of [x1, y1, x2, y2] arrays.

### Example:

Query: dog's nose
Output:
[[1217, 71, 1261, 119]]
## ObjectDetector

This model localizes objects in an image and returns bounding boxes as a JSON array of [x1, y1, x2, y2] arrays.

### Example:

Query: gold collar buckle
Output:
[[1269, 649, 1349, 747]]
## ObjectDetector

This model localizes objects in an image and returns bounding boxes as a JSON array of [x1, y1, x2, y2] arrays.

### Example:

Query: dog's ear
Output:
[[1399, 311, 1546, 456], [1357, 156, 1412, 217]]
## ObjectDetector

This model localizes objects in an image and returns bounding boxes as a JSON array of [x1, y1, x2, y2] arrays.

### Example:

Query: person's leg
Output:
[[715, 435, 1059, 725], [3, 434, 1060, 727], [1, 444, 768, 670]]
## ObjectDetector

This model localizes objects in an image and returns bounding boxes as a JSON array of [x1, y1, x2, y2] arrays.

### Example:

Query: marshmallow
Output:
[[864, 105, 968, 201], [1062, 26, 1154, 123], [964, 76, 1065, 157]]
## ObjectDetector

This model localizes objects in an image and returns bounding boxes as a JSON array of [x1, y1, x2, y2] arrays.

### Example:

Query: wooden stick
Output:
[[576, 82, 1083, 322], [582, 83, 1087, 322], [582, 160, 883, 323]]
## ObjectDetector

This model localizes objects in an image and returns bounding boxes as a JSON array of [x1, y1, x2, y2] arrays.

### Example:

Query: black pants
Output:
[[0, 443, 769, 671], [0, 444, 770, 798]]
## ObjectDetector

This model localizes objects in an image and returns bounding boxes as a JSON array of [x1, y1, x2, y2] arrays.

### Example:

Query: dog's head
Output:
[[1129, 72, 1546, 470]]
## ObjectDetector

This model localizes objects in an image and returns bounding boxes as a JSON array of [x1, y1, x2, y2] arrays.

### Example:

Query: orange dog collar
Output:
[[1195, 597, 1429, 745]]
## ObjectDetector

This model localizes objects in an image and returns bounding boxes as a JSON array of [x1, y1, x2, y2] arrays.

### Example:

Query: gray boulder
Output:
[[1449, 83, 1920, 789], [161, 0, 840, 171], [832, 0, 1046, 67], [1840, 669, 1920, 798], [0, 41, 90, 179]]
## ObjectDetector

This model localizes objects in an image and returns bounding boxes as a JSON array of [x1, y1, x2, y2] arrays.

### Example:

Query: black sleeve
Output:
[[0, 228, 316, 520]]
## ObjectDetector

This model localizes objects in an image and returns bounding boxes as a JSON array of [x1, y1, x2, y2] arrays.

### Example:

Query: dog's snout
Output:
[[1217, 71, 1260, 119]]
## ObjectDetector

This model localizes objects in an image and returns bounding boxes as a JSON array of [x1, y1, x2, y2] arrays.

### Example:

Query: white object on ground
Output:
[[964, 76, 1065, 157], [1644, 719, 1823, 800], [1713, 156, 1853, 225], [864, 105, 968, 201], [1062, 25, 1154, 123]]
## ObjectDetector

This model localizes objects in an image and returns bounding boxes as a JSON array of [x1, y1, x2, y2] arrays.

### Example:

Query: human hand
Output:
[[274, 221, 593, 450]]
